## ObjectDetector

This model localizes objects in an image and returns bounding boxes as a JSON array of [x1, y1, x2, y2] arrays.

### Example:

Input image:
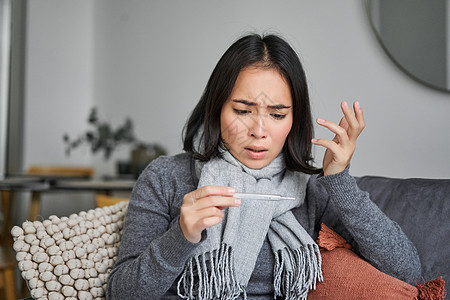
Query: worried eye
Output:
[[233, 109, 250, 115], [271, 113, 286, 120]]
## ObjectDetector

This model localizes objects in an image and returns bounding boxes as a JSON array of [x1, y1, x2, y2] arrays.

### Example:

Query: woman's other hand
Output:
[[311, 101, 365, 176], [179, 185, 240, 243]]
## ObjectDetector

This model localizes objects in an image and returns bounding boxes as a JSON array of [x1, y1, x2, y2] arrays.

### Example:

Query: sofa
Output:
[[355, 175, 450, 283], [13, 175, 449, 299]]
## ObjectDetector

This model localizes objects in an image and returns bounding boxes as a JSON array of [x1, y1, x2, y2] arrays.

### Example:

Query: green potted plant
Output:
[[63, 107, 166, 178]]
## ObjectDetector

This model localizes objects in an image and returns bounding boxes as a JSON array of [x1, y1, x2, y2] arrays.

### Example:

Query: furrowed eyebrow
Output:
[[267, 104, 291, 109], [232, 99, 291, 109], [232, 99, 257, 106]]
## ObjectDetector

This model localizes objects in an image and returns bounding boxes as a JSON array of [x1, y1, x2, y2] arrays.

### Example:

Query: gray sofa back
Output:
[[356, 176, 450, 283]]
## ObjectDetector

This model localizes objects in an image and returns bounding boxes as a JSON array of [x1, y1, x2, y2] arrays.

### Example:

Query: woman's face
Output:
[[220, 67, 293, 169]]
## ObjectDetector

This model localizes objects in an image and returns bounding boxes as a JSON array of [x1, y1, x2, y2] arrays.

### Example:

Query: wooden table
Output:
[[52, 179, 135, 193]]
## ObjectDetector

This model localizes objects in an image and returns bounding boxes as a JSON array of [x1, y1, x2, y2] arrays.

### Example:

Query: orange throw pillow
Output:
[[307, 224, 446, 300]]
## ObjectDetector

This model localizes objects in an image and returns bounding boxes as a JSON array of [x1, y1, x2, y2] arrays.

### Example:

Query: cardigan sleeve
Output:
[[308, 167, 421, 285], [106, 155, 198, 299]]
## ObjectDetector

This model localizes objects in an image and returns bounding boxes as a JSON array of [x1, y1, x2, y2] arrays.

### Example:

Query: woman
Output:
[[107, 33, 420, 299]]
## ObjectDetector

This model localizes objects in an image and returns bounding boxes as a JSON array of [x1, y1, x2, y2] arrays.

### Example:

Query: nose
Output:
[[248, 114, 267, 139]]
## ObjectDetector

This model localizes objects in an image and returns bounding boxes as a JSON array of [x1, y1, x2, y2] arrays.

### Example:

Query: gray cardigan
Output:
[[107, 152, 421, 299]]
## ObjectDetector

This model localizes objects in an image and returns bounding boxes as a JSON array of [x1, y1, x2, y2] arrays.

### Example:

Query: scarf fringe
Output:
[[177, 243, 245, 300], [273, 244, 323, 300]]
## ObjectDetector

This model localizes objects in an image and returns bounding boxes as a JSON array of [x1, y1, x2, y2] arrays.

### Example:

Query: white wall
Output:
[[23, 0, 450, 187], [23, 0, 94, 169], [90, 0, 450, 179], [22, 1, 95, 219]]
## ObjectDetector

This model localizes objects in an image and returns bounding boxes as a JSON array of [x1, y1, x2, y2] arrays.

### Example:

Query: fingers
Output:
[[180, 185, 241, 243], [183, 185, 239, 208], [311, 137, 341, 154], [188, 185, 235, 202], [341, 101, 358, 138], [341, 101, 365, 140], [338, 116, 349, 132], [315, 101, 365, 143], [195, 195, 241, 210], [315, 118, 349, 145], [311, 101, 366, 176], [195, 206, 225, 220], [353, 101, 365, 130], [201, 216, 224, 229]]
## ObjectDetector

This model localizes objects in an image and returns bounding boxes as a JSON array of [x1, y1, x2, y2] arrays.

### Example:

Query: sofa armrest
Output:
[[356, 176, 450, 283]]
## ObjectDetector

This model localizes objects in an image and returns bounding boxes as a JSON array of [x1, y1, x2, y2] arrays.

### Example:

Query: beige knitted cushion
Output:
[[11, 201, 128, 300]]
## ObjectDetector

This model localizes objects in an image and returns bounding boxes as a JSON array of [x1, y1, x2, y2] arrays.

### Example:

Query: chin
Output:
[[241, 159, 270, 170]]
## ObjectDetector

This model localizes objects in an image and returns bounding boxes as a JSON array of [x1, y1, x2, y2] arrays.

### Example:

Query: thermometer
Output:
[[233, 193, 295, 201]]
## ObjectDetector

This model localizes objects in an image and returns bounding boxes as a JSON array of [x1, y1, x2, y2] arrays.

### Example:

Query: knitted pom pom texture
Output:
[[11, 201, 128, 300]]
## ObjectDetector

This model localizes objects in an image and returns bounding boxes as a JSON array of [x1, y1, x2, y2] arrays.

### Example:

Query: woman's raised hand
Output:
[[312, 101, 365, 176], [179, 186, 241, 243]]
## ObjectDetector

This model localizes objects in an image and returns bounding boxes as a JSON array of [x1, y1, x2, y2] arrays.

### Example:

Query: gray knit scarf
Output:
[[177, 150, 323, 299]]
